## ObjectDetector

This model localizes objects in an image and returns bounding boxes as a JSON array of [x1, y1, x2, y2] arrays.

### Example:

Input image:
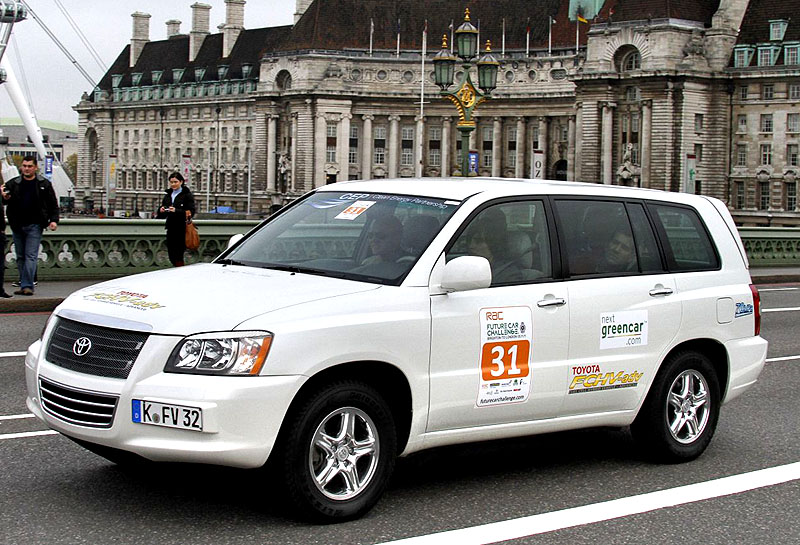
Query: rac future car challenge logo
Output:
[[83, 290, 166, 310]]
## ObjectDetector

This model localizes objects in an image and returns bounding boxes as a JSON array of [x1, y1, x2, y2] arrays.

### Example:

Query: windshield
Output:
[[221, 191, 460, 284]]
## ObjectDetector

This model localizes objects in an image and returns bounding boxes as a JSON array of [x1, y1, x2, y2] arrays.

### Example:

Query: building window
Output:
[[759, 181, 770, 210], [693, 114, 703, 132], [401, 126, 414, 166], [374, 126, 386, 165], [735, 181, 745, 209], [761, 143, 773, 165], [481, 126, 493, 168], [762, 84, 774, 99], [625, 86, 641, 101], [507, 126, 517, 168], [789, 83, 800, 100], [349, 126, 358, 165], [738, 114, 748, 133], [760, 113, 774, 133], [788, 144, 799, 167], [734, 49, 748, 67], [694, 143, 703, 163], [622, 51, 641, 71], [739, 85, 748, 100], [428, 127, 441, 167], [758, 48, 778, 67], [326, 121, 337, 163], [532, 126, 540, 150], [788, 113, 800, 133], [621, 112, 640, 164], [787, 181, 797, 210], [737, 144, 747, 166], [787, 47, 800, 66], [770, 20, 788, 41]]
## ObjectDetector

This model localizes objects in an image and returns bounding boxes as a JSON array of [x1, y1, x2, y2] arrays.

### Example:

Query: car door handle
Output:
[[649, 287, 674, 297], [537, 297, 566, 308]]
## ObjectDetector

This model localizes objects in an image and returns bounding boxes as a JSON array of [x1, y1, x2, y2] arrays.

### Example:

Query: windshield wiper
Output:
[[216, 258, 249, 266]]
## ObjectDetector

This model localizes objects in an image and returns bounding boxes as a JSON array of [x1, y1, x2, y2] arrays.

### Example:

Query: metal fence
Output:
[[2, 222, 798, 280]]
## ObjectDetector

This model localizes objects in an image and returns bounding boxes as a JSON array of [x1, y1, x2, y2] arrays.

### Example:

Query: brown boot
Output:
[[174, 261, 185, 267]]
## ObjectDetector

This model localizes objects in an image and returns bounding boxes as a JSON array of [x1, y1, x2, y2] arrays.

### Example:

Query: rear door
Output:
[[553, 199, 682, 416]]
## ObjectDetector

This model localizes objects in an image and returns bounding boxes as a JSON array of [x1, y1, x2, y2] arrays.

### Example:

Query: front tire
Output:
[[277, 380, 397, 522], [632, 350, 721, 463]]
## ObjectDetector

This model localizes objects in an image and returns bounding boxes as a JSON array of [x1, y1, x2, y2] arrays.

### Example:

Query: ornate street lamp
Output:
[[433, 8, 499, 176]]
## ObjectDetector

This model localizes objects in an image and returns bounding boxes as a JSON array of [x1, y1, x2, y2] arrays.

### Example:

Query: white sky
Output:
[[0, 0, 295, 127]]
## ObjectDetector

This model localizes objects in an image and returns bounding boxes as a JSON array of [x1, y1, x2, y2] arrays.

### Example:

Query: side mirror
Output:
[[440, 256, 492, 292], [227, 233, 244, 249]]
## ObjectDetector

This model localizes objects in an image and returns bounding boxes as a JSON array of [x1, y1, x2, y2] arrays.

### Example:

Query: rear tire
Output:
[[276, 380, 397, 522], [632, 350, 720, 463]]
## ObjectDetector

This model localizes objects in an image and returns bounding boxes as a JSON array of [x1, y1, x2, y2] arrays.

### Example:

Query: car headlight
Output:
[[165, 331, 273, 375]]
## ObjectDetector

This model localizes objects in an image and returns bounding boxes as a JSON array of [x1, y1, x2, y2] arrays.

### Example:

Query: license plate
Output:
[[131, 399, 203, 432]]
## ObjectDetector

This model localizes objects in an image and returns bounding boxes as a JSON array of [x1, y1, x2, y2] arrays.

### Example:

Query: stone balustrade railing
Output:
[[2, 219, 259, 280], [2, 222, 798, 280]]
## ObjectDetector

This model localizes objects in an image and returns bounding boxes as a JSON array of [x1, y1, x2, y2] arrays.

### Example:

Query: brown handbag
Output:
[[185, 219, 200, 250]]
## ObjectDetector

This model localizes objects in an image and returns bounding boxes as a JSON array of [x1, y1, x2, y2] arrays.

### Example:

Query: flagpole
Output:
[[396, 18, 401, 58], [526, 17, 530, 57], [420, 20, 427, 119], [575, 17, 579, 52], [502, 18, 505, 57], [449, 20, 454, 54], [548, 16, 552, 55], [369, 18, 374, 56]]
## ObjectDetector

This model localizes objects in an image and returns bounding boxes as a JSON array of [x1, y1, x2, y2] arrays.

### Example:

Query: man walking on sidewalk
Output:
[[1, 156, 59, 296]]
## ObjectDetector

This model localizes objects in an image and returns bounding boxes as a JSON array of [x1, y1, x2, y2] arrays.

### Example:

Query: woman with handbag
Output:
[[158, 172, 196, 267]]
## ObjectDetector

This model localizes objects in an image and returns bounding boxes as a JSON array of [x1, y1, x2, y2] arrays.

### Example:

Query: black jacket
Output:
[[158, 185, 196, 230], [4, 173, 59, 230]]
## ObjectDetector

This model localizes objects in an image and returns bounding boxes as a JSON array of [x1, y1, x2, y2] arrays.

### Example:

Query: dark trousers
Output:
[[166, 224, 186, 266]]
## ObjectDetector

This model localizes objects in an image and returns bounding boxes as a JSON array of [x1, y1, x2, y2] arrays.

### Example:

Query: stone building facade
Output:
[[74, 0, 799, 225]]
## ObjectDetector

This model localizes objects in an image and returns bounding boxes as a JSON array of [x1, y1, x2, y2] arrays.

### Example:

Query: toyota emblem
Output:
[[73, 337, 93, 356]]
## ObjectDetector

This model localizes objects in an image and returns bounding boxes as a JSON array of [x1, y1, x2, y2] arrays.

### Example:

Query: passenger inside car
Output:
[[464, 207, 523, 285], [361, 215, 404, 265], [598, 228, 637, 273]]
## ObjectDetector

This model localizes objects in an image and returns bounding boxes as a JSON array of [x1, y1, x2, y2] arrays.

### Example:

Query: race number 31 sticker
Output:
[[477, 306, 532, 407]]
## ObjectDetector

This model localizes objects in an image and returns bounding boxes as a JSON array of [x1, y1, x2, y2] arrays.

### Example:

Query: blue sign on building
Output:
[[468, 151, 479, 176]]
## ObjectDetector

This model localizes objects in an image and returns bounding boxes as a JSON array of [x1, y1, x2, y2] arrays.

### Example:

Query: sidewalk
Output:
[[1, 267, 799, 314]]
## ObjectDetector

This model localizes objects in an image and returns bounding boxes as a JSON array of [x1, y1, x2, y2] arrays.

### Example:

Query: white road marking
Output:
[[0, 430, 58, 441], [766, 355, 800, 363], [0, 414, 35, 421], [762, 307, 800, 313], [376, 462, 800, 545], [0, 352, 26, 358]]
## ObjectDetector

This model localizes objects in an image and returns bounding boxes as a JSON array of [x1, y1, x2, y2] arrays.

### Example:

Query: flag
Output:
[[577, 14, 588, 23]]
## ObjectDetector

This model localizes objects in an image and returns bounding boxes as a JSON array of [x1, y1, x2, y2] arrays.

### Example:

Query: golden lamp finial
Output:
[[441, 34, 448, 49], [484, 40, 492, 52], [464, 8, 471, 21]]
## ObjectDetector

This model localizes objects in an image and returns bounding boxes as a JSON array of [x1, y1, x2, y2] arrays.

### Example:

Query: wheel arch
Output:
[[281, 360, 413, 453], [661, 338, 729, 397]]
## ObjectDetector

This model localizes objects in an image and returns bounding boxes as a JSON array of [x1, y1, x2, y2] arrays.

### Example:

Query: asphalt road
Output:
[[1, 285, 798, 545]]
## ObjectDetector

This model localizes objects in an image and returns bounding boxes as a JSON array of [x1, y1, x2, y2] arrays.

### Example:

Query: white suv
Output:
[[25, 178, 767, 521]]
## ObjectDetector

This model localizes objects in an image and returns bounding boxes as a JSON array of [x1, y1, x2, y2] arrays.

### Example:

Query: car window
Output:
[[649, 203, 719, 271], [225, 191, 459, 284], [555, 200, 638, 276], [627, 203, 664, 273], [446, 200, 552, 286]]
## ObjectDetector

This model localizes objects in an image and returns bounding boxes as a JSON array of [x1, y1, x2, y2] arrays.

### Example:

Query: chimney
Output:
[[166, 19, 182, 38], [190, 2, 211, 62], [222, 0, 245, 58], [130, 12, 151, 67], [294, 0, 313, 24]]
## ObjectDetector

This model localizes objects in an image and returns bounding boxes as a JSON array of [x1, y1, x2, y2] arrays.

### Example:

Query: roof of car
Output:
[[317, 177, 707, 206]]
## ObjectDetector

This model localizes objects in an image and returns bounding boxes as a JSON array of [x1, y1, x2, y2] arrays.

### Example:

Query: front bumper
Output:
[[25, 336, 306, 469]]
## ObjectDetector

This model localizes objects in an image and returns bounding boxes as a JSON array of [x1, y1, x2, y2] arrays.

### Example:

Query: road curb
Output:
[[0, 297, 64, 314]]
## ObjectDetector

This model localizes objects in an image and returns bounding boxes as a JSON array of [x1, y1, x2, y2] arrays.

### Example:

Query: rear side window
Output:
[[649, 204, 719, 271]]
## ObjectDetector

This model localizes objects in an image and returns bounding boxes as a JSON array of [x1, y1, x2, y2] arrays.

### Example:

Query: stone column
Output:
[[567, 115, 576, 181], [314, 112, 327, 188], [641, 100, 652, 188], [290, 112, 298, 191], [388, 114, 400, 178], [575, 102, 583, 181], [338, 113, 352, 181], [601, 101, 616, 185], [515, 116, 526, 178], [267, 114, 278, 191], [538, 116, 548, 178], [441, 116, 451, 177], [492, 117, 503, 177], [415, 115, 425, 178], [361, 114, 374, 180]]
